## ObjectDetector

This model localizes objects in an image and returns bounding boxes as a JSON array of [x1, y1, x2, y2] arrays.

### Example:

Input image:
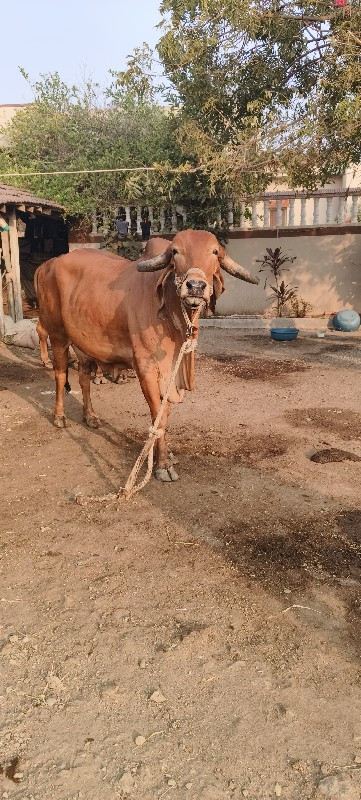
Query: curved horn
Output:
[[220, 253, 259, 284], [137, 249, 172, 272]]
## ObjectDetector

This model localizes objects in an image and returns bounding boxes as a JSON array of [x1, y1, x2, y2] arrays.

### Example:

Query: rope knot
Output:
[[184, 338, 197, 353], [149, 426, 164, 439]]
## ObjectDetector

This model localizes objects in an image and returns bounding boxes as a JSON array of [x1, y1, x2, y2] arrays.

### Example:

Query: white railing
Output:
[[93, 189, 361, 237], [227, 188, 361, 230], [96, 204, 188, 236]]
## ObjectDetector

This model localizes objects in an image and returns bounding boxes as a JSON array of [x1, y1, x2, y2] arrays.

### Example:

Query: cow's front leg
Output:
[[136, 368, 178, 482], [154, 398, 179, 482], [78, 361, 100, 428], [52, 343, 70, 428]]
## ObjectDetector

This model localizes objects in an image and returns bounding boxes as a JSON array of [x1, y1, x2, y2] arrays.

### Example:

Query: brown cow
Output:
[[35, 230, 259, 481]]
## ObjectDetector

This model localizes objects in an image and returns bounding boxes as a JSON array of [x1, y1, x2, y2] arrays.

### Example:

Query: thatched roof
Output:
[[0, 183, 63, 212]]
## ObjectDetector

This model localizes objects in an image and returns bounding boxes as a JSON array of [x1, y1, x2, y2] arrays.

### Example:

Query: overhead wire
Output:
[[0, 165, 203, 178]]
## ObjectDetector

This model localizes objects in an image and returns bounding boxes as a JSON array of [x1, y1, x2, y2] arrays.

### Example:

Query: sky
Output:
[[2, 0, 163, 104]]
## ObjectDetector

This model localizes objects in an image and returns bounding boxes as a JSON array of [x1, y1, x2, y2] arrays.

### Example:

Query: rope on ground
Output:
[[76, 335, 197, 507]]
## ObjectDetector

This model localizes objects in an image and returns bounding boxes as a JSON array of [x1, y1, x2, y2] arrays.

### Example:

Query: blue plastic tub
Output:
[[270, 327, 299, 341], [333, 309, 360, 332]]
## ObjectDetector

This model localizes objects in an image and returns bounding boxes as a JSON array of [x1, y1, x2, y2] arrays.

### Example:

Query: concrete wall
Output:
[[217, 231, 361, 316]]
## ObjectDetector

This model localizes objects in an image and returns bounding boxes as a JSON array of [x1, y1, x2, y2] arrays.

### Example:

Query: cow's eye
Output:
[[172, 248, 178, 256], [213, 248, 219, 255]]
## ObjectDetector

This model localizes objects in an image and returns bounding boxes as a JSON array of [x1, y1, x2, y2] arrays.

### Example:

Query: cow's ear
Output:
[[156, 265, 174, 318]]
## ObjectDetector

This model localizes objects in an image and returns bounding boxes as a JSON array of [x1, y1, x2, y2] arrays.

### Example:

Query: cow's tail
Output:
[[33, 267, 40, 299], [65, 367, 71, 394]]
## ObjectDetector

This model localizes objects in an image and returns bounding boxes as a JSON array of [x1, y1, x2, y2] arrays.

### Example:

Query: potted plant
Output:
[[256, 247, 300, 340]]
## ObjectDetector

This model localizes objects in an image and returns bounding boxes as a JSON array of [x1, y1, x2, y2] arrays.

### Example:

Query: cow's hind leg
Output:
[[78, 361, 100, 428], [52, 343, 71, 428], [36, 321, 53, 369]]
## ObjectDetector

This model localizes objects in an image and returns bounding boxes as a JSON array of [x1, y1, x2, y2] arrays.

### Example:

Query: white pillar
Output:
[[276, 197, 282, 227], [8, 209, 23, 322], [263, 200, 270, 228], [313, 197, 320, 226], [160, 207, 165, 232], [125, 206, 131, 226], [227, 200, 234, 229], [326, 196, 333, 225], [338, 196, 345, 224], [136, 206, 142, 234], [288, 198, 295, 227], [148, 206, 154, 225], [300, 198, 307, 226], [216, 210, 222, 226], [91, 211, 98, 236], [351, 195, 359, 224], [171, 206, 177, 233], [239, 201, 245, 229], [252, 201, 258, 229]]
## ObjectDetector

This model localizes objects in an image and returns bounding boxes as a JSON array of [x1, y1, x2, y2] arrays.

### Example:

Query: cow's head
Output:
[[137, 229, 259, 313]]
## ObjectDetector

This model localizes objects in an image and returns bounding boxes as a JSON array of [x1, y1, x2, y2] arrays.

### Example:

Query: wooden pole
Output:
[[0, 258, 4, 338], [8, 209, 23, 321], [1, 229, 15, 320]]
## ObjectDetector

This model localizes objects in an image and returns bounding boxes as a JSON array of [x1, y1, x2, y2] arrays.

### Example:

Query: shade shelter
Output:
[[0, 183, 67, 336]]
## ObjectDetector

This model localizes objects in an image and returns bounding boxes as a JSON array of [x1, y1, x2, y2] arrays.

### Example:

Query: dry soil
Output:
[[0, 329, 360, 800]]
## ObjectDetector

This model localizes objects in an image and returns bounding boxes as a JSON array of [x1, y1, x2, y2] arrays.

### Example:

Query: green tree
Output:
[[0, 63, 179, 219], [158, 1, 361, 189]]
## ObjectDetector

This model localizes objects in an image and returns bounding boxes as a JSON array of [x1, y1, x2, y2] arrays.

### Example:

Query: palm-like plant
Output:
[[256, 247, 298, 317]]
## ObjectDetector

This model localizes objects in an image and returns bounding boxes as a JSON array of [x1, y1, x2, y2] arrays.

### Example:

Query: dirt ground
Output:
[[0, 329, 360, 800]]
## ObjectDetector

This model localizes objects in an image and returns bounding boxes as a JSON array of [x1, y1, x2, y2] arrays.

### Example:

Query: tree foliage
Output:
[[158, 1, 361, 189], [0, 2, 360, 224], [0, 62, 181, 219]]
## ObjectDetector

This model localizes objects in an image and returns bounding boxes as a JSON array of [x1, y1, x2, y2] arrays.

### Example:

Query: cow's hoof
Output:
[[43, 360, 53, 370], [53, 415, 70, 428], [169, 451, 179, 465], [84, 415, 100, 429], [155, 466, 179, 482], [168, 466, 179, 481]]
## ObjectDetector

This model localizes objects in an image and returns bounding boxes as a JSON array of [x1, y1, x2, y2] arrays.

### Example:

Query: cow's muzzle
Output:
[[176, 269, 211, 308], [187, 279, 207, 296], [183, 280, 208, 308]]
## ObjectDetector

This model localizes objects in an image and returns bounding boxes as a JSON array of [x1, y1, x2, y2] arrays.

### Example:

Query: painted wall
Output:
[[217, 232, 361, 316]]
